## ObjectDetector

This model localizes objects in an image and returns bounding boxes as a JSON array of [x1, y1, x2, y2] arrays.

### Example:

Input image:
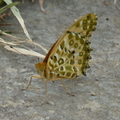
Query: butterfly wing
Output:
[[44, 13, 97, 62], [43, 13, 97, 79], [66, 13, 97, 39]]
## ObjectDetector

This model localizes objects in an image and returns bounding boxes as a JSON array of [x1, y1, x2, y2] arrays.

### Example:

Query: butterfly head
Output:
[[35, 62, 47, 78]]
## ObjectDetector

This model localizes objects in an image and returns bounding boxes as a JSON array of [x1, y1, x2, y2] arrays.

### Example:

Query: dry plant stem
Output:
[[0, 41, 26, 45], [31, 41, 48, 53], [114, 0, 117, 4], [0, 30, 30, 42], [0, 30, 26, 41], [61, 80, 75, 96], [4, 45, 45, 58], [0, 38, 19, 45], [114, 0, 120, 11], [0, 30, 48, 53], [21, 75, 42, 90]]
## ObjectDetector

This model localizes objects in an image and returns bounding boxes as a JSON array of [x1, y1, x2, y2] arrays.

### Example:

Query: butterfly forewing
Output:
[[37, 13, 97, 80], [66, 13, 97, 39], [43, 13, 97, 62]]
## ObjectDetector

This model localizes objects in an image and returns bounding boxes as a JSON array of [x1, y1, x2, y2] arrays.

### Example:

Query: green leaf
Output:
[[0, 2, 20, 14]]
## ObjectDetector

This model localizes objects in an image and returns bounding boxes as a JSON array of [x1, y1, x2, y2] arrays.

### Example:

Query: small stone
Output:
[[91, 93, 96, 96]]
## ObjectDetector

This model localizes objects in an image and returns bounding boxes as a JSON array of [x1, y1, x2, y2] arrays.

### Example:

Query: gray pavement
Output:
[[0, 0, 120, 120]]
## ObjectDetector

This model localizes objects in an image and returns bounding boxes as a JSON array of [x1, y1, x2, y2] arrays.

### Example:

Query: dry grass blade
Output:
[[4, 0, 32, 41], [114, 0, 117, 4], [0, 38, 18, 45], [0, 30, 27, 41], [0, 30, 47, 58], [4, 45, 45, 58], [114, 0, 120, 11], [1, 1, 48, 59], [0, 30, 48, 53]]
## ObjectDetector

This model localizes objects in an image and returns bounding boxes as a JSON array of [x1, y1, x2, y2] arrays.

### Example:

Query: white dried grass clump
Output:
[[0, 0, 48, 59]]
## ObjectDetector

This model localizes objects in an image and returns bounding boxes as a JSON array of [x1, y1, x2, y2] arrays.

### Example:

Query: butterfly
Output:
[[22, 13, 97, 103]]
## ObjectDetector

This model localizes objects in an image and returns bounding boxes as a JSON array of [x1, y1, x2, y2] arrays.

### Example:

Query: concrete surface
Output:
[[0, 0, 120, 120]]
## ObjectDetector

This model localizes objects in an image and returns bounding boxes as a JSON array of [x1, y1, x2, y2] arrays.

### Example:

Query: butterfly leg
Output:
[[61, 80, 75, 96], [21, 75, 42, 90], [51, 78, 61, 81], [44, 79, 49, 103]]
